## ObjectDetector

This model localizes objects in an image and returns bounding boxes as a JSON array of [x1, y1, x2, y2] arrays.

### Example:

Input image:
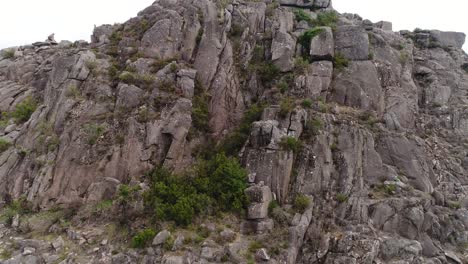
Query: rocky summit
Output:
[[0, 0, 467, 263]]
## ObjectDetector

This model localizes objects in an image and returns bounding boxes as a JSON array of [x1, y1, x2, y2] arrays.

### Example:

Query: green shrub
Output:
[[83, 123, 106, 145], [336, 193, 348, 203], [333, 53, 349, 70], [447, 201, 461, 210], [192, 80, 210, 133], [131, 228, 156, 248], [293, 194, 310, 213], [0, 197, 31, 225], [279, 97, 295, 118], [65, 85, 81, 99], [298, 28, 324, 52], [0, 248, 12, 260], [248, 241, 264, 253], [313, 11, 338, 29], [85, 60, 97, 72], [117, 184, 140, 202], [151, 59, 176, 73], [303, 118, 323, 137], [257, 62, 280, 84], [11, 97, 37, 124], [293, 9, 313, 25], [268, 200, 279, 215], [399, 51, 409, 64], [1, 49, 15, 59], [144, 154, 247, 225], [279, 137, 302, 153], [0, 138, 11, 153], [163, 235, 175, 250], [277, 81, 289, 94], [301, 99, 312, 108], [220, 103, 265, 156], [294, 57, 309, 74]]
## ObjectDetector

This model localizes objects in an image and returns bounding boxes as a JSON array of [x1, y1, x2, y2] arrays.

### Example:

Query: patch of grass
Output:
[[294, 57, 309, 75], [336, 193, 348, 203], [0, 197, 32, 225], [65, 85, 81, 99], [399, 51, 409, 65], [277, 81, 289, 94], [248, 241, 264, 253], [82, 123, 106, 145], [447, 201, 461, 210], [268, 200, 279, 215], [131, 228, 157, 248], [256, 62, 281, 84], [303, 118, 323, 138], [279, 97, 295, 118], [1, 49, 15, 60], [333, 52, 349, 70], [36, 122, 60, 153], [151, 59, 176, 73], [294, 9, 313, 25], [94, 200, 113, 212], [313, 11, 339, 29], [163, 235, 175, 251], [293, 194, 310, 213], [279, 137, 302, 153], [11, 96, 37, 124], [0, 138, 11, 153], [85, 59, 97, 73], [301, 99, 313, 108], [0, 248, 12, 260]]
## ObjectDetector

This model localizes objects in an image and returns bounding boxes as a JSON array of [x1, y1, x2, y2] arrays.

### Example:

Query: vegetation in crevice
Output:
[[219, 103, 266, 156], [333, 52, 349, 70]]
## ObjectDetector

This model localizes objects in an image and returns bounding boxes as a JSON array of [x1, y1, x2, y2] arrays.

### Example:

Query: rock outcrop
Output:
[[0, 0, 467, 263]]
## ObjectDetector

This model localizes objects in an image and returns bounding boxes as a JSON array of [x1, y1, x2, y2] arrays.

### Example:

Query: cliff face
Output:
[[0, 0, 467, 263]]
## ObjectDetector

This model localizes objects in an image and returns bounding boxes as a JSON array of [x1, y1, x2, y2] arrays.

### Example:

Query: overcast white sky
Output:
[[0, 0, 466, 51]]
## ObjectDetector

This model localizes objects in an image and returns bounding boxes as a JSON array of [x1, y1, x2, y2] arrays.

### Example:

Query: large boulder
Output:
[[335, 25, 369, 60], [330, 61, 384, 114], [310, 27, 334, 61], [430, 30, 466, 48], [271, 8, 296, 72], [245, 183, 273, 219], [295, 61, 333, 99]]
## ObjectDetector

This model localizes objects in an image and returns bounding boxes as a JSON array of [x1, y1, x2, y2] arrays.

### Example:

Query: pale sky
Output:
[[0, 0, 466, 52]]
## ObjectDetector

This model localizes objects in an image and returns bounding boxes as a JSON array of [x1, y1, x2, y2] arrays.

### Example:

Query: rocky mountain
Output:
[[0, 0, 467, 263]]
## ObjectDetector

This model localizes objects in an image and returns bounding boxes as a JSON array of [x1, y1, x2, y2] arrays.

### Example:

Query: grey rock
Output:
[[310, 27, 334, 61], [331, 61, 384, 114], [152, 230, 171, 246], [271, 8, 295, 72], [255, 248, 270, 261], [335, 25, 370, 60], [115, 83, 144, 109], [52, 236, 65, 251], [379, 237, 422, 261], [375, 21, 392, 31], [430, 30, 466, 48], [245, 183, 273, 219], [295, 61, 333, 99]]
